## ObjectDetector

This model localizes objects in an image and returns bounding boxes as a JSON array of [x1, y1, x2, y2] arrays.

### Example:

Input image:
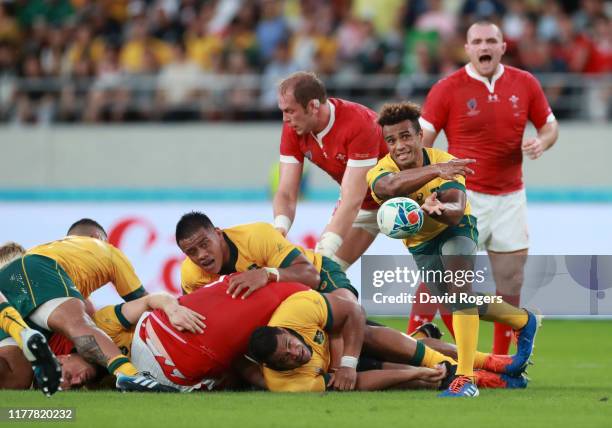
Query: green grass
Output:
[[1, 319, 611, 428]]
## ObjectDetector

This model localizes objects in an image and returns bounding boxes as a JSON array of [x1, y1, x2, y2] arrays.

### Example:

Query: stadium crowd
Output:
[[0, 0, 610, 123]]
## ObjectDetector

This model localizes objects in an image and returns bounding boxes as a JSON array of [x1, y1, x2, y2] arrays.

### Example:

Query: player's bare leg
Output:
[[334, 226, 377, 269], [489, 249, 528, 353], [362, 325, 455, 368]]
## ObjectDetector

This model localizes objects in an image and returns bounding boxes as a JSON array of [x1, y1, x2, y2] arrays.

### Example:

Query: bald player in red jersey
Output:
[[414, 21, 559, 353], [273, 71, 388, 270]]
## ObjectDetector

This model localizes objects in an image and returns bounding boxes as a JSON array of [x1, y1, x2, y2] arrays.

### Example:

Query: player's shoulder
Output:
[[503, 65, 539, 84], [226, 222, 275, 236], [373, 153, 399, 171], [430, 67, 468, 91], [332, 97, 377, 123], [426, 147, 455, 163]]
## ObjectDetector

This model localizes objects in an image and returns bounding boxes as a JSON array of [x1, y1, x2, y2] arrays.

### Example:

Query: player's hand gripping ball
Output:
[[377, 197, 424, 239]]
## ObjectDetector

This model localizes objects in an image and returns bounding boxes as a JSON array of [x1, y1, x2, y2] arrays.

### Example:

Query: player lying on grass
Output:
[[50, 276, 311, 391], [366, 101, 540, 397], [0, 222, 174, 394], [176, 211, 358, 301], [47, 273, 517, 392], [248, 289, 529, 392]]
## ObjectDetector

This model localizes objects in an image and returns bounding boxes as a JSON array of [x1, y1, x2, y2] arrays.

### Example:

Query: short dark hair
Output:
[[377, 101, 422, 134], [278, 71, 327, 109], [175, 211, 215, 245], [248, 326, 284, 369], [67, 218, 107, 238]]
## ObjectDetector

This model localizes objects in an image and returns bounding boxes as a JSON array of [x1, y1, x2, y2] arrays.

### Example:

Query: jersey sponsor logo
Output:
[[353, 152, 373, 159], [488, 94, 499, 103], [466, 98, 480, 116], [335, 153, 347, 164], [313, 330, 325, 345]]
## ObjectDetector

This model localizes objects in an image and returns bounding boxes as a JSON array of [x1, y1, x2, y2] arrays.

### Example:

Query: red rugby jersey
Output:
[[280, 98, 388, 210], [147, 275, 308, 384], [420, 64, 555, 195]]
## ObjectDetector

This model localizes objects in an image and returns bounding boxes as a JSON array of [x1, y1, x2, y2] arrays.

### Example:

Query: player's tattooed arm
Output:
[[73, 335, 108, 366]]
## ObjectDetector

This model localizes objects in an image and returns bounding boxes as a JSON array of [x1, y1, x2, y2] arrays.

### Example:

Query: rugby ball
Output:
[[377, 197, 424, 239]]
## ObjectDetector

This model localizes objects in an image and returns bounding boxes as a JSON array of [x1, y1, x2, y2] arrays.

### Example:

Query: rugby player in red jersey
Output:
[[273, 71, 388, 270], [410, 21, 559, 353]]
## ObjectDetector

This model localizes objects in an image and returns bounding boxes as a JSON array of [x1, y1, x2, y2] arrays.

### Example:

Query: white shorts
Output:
[[468, 189, 529, 252], [351, 209, 379, 236], [29, 297, 74, 331]]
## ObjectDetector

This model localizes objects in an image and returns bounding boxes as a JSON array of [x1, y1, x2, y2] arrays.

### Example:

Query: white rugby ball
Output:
[[377, 197, 424, 239]]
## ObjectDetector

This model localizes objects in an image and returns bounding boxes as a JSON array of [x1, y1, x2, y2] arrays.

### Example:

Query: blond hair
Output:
[[0, 242, 26, 269]]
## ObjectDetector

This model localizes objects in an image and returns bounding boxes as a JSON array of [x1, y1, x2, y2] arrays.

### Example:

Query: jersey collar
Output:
[[465, 63, 505, 93], [422, 148, 431, 166], [312, 100, 336, 147], [220, 232, 238, 275]]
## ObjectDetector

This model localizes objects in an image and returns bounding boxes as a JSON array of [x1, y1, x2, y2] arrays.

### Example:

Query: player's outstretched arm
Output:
[[325, 293, 366, 391], [355, 365, 446, 391], [119, 293, 206, 333], [317, 165, 369, 258], [273, 162, 303, 236]]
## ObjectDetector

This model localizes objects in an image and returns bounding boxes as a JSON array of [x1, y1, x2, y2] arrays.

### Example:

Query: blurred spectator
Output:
[[63, 25, 106, 76], [0, 3, 21, 45], [538, 0, 564, 41], [416, 0, 457, 41], [572, 0, 605, 33], [260, 42, 298, 109], [119, 17, 171, 74], [256, 0, 289, 62], [13, 54, 54, 124], [155, 41, 202, 120], [351, 0, 405, 38], [460, 0, 506, 28], [0, 0, 609, 123], [84, 45, 127, 122], [0, 42, 17, 120], [16, 0, 74, 28], [502, 0, 527, 43], [184, 3, 224, 71]]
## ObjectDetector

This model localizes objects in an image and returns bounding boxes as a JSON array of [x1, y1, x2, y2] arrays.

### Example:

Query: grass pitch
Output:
[[1, 319, 610, 428]]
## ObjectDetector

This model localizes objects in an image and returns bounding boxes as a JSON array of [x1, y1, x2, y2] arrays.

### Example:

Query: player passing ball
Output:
[[367, 101, 540, 398]]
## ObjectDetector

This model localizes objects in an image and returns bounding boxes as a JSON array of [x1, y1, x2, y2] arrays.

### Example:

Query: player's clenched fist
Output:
[[227, 269, 269, 299], [435, 158, 476, 180]]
